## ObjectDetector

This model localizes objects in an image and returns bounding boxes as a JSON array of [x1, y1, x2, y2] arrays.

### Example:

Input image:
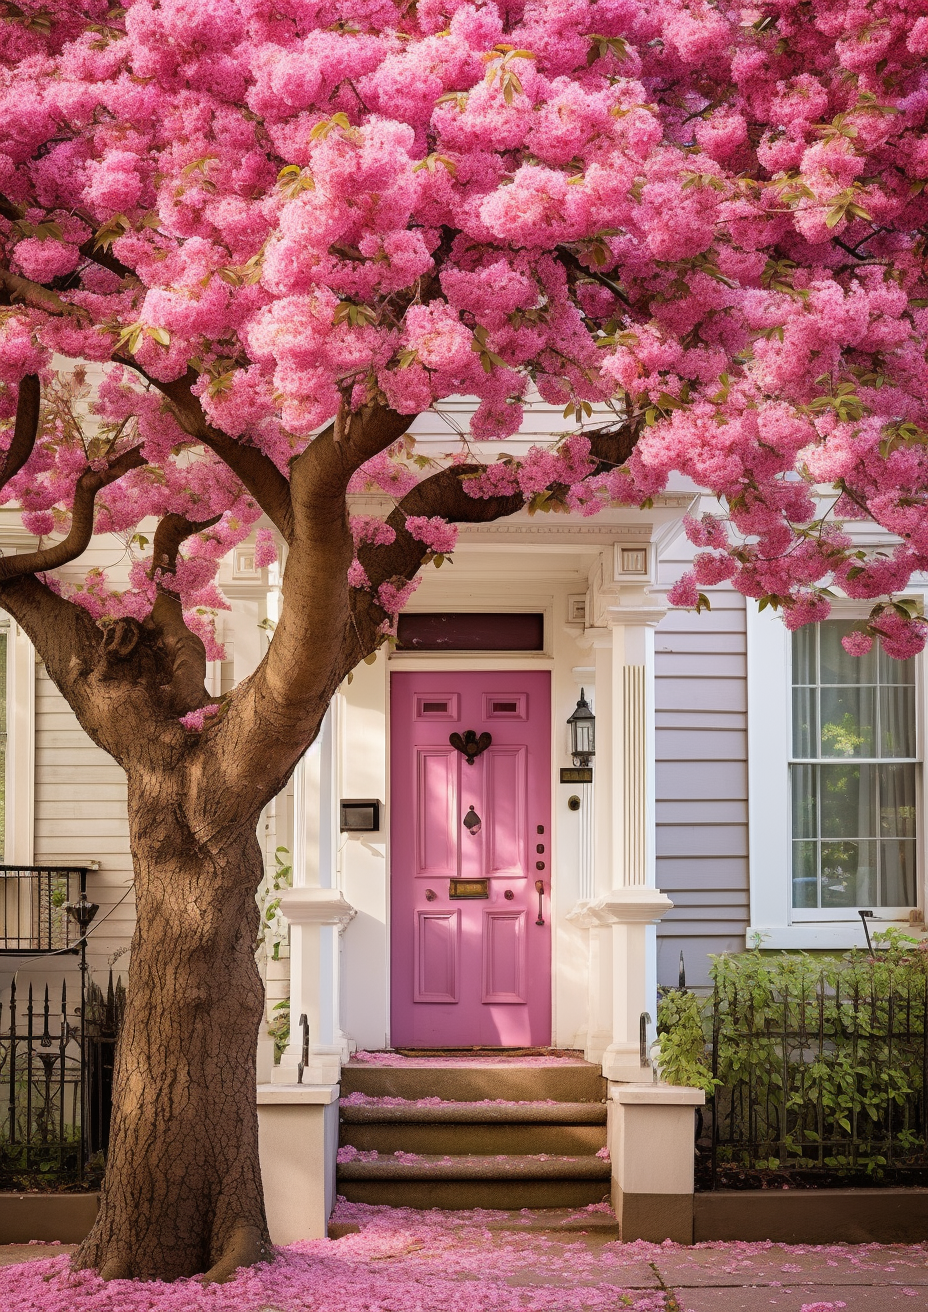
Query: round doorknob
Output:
[[425, 888, 437, 901], [504, 890, 514, 901]]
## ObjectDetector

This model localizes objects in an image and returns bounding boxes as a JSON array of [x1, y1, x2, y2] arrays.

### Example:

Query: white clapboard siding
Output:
[[655, 521, 750, 988], [34, 667, 135, 980]]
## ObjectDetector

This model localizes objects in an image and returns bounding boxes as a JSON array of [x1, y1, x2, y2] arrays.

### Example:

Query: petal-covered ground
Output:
[[2, 1202, 928, 1312]]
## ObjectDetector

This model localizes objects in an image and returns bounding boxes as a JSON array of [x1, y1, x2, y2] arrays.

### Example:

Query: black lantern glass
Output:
[[568, 688, 595, 767]]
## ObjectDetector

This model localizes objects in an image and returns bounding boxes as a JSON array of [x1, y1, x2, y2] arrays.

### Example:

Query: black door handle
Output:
[[534, 880, 545, 926]]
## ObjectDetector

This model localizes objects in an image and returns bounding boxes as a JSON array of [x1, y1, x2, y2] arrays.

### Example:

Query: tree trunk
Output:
[[74, 790, 271, 1281]]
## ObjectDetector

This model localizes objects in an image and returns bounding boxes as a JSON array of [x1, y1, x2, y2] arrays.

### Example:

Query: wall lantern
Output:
[[567, 689, 595, 768]]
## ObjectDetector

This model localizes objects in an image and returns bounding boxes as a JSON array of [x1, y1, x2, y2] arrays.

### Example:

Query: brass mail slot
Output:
[[449, 878, 489, 899]]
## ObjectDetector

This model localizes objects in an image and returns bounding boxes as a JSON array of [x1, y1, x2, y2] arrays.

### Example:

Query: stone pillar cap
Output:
[[278, 887, 356, 927], [611, 1082, 705, 1106]]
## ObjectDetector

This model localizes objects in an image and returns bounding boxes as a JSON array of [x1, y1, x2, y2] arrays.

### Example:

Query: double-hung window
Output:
[[789, 619, 917, 916]]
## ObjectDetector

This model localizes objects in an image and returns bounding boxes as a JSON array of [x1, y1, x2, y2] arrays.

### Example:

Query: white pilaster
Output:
[[568, 544, 673, 1079]]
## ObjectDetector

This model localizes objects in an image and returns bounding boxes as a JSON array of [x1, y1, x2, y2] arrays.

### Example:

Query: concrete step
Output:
[[338, 1152, 611, 1181], [340, 1099, 607, 1124], [337, 1178, 611, 1208], [340, 1062, 606, 1104], [341, 1121, 605, 1155], [336, 1152, 611, 1209]]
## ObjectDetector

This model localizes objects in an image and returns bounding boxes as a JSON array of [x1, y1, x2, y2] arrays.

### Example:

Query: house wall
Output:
[[654, 520, 750, 990]]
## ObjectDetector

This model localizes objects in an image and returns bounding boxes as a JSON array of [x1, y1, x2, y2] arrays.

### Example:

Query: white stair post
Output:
[[273, 703, 356, 1085]]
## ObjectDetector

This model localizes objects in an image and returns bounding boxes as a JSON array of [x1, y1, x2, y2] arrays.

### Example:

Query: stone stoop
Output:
[[337, 1059, 611, 1209]]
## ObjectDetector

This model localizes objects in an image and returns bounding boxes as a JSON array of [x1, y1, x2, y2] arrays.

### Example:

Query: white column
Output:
[[273, 703, 356, 1085], [570, 590, 673, 1078], [599, 607, 671, 1081]]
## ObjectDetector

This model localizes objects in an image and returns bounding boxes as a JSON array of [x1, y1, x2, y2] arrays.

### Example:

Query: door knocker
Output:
[[449, 729, 492, 764], [463, 805, 482, 836]]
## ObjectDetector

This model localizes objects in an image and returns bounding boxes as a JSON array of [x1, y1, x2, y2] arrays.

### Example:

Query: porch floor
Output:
[[6, 1205, 928, 1311]]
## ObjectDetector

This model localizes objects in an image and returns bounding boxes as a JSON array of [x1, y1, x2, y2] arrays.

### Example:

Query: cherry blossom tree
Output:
[[1, 0, 927, 1282]]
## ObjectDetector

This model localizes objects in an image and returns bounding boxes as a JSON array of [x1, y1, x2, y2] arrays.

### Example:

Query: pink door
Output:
[[390, 671, 552, 1048]]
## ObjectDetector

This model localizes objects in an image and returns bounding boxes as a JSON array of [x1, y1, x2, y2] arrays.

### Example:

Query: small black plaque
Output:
[[560, 767, 593, 784], [340, 799, 381, 832]]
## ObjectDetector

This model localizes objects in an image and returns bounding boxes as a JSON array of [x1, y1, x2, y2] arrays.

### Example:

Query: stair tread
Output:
[[340, 1099, 607, 1124], [337, 1152, 611, 1181]]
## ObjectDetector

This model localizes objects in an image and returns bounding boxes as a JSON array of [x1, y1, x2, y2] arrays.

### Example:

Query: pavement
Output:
[[3, 1209, 928, 1310]]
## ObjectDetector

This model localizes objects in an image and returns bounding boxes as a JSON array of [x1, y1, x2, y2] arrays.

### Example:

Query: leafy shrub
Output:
[[657, 931, 928, 1177]]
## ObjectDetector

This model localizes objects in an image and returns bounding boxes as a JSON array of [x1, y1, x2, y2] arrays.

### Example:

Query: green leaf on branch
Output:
[[586, 34, 628, 64], [413, 153, 457, 176]]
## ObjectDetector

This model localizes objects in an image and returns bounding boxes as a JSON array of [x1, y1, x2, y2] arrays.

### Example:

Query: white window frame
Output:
[[747, 592, 927, 950]]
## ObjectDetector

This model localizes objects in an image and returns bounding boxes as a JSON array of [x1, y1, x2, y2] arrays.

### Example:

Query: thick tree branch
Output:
[[150, 511, 222, 577], [120, 365, 296, 543], [3, 374, 40, 489], [145, 512, 224, 713], [0, 446, 146, 583], [290, 398, 415, 513], [0, 266, 90, 318], [0, 573, 106, 708], [557, 245, 635, 310]]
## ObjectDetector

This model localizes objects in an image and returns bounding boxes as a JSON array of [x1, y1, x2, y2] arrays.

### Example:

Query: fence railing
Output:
[[702, 952, 928, 1189], [0, 972, 124, 1188], [0, 866, 88, 953]]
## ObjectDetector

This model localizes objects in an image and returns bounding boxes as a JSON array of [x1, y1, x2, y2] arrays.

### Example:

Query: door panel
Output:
[[484, 747, 527, 877], [416, 749, 458, 877], [482, 910, 526, 1004], [391, 670, 551, 1047], [415, 910, 460, 1003]]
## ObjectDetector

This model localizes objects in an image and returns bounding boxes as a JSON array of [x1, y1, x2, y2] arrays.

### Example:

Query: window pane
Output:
[[790, 620, 919, 914], [821, 840, 876, 907], [792, 687, 817, 758], [792, 840, 818, 908], [879, 686, 916, 758], [878, 763, 917, 838], [880, 839, 916, 906], [819, 763, 876, 838], [820, 686, 875, 757], [791, 763, 816, 838], [879, 645, 915, 686], [792, 626, 816, 686], [820, 620, 877, 685]]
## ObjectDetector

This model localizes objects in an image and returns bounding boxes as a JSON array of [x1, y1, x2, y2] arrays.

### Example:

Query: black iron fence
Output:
[[698, 944, 928, 1189], [0, 972, 124, 1189], [0, 865, 88, 953]]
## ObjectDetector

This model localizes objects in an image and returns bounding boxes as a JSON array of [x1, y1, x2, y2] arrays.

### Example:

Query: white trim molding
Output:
[[5, 622, 35, 865], [746, 594, 928, 950]]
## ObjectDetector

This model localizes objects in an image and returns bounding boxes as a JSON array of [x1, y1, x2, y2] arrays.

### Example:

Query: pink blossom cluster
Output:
[[178, 704, 221, 732], [0, 0, 927, 652], [405, 515, 458, 555]]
